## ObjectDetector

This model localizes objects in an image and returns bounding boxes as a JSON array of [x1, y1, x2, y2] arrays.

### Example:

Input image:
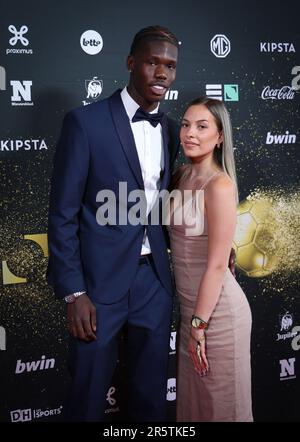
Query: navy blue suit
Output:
[[47, 90, 179, 421]]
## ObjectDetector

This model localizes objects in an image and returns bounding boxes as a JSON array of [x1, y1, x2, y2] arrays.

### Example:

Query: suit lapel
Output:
[[109, 90, 144, 189]]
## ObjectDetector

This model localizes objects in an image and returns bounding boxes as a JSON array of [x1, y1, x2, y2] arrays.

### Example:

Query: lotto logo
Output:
[[80, 30, 103, 55]]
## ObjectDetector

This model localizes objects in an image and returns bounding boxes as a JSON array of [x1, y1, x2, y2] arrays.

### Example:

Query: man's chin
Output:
[[148, 93, 166, 103]]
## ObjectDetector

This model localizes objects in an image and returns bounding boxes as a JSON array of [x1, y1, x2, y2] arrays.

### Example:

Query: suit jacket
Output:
[[47, 89, 180, 303]]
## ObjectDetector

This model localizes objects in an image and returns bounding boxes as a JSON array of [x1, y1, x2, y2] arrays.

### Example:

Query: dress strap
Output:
[[200, 171, 224, 190]]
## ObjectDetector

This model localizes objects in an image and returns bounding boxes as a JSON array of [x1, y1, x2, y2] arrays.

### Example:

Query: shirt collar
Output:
[[120, 86, 160, 121]]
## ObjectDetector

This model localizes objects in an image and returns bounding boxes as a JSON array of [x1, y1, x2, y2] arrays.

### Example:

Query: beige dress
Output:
[[169, 171, 253, 422]]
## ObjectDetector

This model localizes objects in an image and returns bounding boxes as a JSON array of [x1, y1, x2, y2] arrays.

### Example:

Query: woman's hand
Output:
[[188, 327, 209, 376]]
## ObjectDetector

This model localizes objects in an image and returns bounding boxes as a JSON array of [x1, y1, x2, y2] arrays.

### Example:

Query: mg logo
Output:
[[10, 409, 32, 422], [279, 358, 296, 380], [8, 25, 29, 46], [0, 326, 6, 350], [10, 80, 32, 104], [210, 34, 231, 58]]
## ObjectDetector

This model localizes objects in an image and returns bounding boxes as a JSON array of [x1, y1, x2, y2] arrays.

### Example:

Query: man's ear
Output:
[[127, 55, 134, 73]]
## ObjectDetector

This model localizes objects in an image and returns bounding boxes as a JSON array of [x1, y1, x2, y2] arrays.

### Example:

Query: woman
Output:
[[169, 97, 253, 422]]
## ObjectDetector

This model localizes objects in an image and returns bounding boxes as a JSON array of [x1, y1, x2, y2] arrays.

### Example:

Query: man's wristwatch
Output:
[[191, 315, 209, 330], [64, 291, 86, 304]]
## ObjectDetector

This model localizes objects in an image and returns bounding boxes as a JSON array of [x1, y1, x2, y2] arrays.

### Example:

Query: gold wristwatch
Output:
[[191, 315, 209, 330]]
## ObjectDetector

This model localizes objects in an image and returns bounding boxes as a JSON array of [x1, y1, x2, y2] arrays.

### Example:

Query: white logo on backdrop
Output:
[[0, 326, 6, 350], [165, 90, 178, 100], [10, 80, 33, 105], [261, 86, 295, 100], [291, 66, 300, 91], [170, 331, 176, 353], [106, 386, 116, 406], [280, 312, 293, 331], [210, 34, 231, 58], [279, 358, 296, 380], [80, 30, 103, 55], [9, 25, 29, 46], [10, 409, 32, 422], [291, 327, 300, 351], [82, 77, 103, 106], [260, 42, 295, 53], [276, 312, 298, 342], [167, 378, 176, 401], [206, 84, 239, 101], [7, 25, 33, 55], [86, 77, 103, 99], [15, 355, 55, 374], [10, 406, 62, 422], [0, 66, 6, 90], [0, 139, 48, 152], [266, 131, 296, 145]]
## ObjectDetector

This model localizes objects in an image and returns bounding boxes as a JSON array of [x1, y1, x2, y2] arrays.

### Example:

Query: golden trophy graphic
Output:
[[233, 197, 278, 278]]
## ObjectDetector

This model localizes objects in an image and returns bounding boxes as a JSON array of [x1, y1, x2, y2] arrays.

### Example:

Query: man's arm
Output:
[[47, 111, 89, 298], [47, 111, 97, 342]]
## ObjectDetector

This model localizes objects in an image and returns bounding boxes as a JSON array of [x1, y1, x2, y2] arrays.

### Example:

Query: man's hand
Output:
[[229, 248, 236, 277], [66, 294, 97, 342]]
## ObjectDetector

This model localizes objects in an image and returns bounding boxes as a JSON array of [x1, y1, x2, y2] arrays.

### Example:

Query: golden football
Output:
[[233, 198, 279, 277]]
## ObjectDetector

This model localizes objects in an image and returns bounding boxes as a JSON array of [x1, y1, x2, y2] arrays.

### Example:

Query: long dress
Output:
[[168, 171, 253, 422]]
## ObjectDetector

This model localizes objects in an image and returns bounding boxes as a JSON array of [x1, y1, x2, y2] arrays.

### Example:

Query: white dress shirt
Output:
[[120, 87, 164, 255]]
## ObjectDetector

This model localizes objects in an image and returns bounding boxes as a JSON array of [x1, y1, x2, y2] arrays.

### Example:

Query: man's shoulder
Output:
[[69, 97, 110, 119]]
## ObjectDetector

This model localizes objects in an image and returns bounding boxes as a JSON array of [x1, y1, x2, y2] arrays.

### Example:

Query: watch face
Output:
[[192, 317, 200, 328], [191, 316, 207, 329]]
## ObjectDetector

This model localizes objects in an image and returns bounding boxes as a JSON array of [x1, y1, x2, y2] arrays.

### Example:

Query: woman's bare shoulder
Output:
[[206, 173, 236, 197]]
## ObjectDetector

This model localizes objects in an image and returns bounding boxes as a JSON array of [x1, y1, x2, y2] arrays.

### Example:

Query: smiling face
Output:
[[180, 104, 223, 162], [127, 40, 178, 111]]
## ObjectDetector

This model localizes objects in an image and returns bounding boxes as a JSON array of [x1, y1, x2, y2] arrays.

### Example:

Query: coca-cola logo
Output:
[[261, 85, 295, 100]]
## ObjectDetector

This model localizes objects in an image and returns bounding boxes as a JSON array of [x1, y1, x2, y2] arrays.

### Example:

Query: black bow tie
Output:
[[132, 107, 164, 127]]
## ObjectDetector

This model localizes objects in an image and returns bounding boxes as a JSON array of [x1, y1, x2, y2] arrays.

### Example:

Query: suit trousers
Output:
[[64, 257, 172, 422]]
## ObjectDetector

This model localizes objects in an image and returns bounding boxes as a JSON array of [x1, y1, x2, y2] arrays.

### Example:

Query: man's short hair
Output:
[[129, 25, 179, 55]]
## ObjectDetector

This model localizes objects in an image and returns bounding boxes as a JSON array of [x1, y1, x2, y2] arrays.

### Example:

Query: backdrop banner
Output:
[[0, 0, 299, 423]]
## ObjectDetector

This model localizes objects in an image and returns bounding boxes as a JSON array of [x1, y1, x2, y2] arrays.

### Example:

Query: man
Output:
[[47, 25, 180, 421]]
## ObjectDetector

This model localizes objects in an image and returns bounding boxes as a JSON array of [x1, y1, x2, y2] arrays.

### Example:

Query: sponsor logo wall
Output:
[[0, 0, 299, 423]]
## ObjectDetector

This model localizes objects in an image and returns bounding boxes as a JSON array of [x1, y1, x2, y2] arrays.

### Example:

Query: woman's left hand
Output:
[[188, 328, 209, 376]]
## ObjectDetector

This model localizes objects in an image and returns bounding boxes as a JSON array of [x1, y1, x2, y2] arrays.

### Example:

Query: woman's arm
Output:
[[194, 174, 237, 321]]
